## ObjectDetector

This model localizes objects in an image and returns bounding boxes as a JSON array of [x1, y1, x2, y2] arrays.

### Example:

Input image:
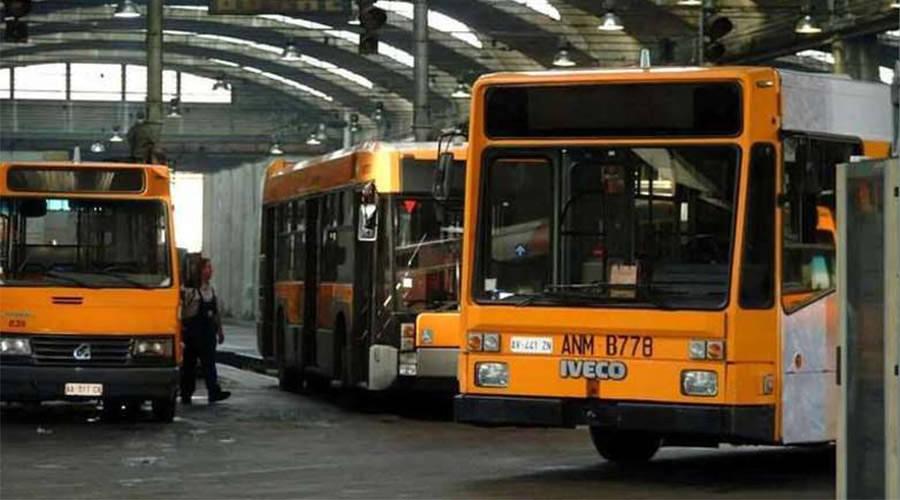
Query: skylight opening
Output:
[[511, 0, 561, 21], [241, 65, 334, 101], [376, 1, 483, 48], [795, 49, 835, 65]]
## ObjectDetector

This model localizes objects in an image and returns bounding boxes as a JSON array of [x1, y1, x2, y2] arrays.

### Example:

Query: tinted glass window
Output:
[[740, 144, 776, 309], [8, 168, 145, 193], [485, 83, 742, 138]]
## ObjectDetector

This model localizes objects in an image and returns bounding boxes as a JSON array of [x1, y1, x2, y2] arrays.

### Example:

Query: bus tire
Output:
[[151, 396, 176, 423], [589, 427, 660, 464]]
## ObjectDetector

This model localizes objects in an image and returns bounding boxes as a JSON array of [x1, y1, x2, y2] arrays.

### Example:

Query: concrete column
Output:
[[412, 0, 429, 141], [146, 0, 163, 141], [834, 34, 880, 82]]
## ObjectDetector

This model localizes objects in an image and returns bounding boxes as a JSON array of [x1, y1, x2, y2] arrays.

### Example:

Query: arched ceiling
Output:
[[3, 0, 898, 130]]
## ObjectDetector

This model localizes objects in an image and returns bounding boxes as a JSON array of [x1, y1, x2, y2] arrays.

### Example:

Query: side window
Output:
[[320, 193, 340, 282], [479, 158, 553, 298], [292, 201, 306, 282], [275, 203, 293, 281], [781, 137, 858, 311], [740, 144, 776, 309]]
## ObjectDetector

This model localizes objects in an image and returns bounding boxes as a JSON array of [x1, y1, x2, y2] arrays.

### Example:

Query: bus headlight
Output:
[[131, 338, 173, 358], [681, 370, 718, 397], [482, 333, 501, 352], [0, 336, 32, 356], [475, 362, 508, 388]]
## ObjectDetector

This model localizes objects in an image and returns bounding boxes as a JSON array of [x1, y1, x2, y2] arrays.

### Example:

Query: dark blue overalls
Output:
[[180, 288, 224, 402]]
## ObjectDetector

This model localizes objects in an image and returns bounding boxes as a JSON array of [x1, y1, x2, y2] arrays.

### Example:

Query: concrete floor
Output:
[[1, 365, 834, 499]]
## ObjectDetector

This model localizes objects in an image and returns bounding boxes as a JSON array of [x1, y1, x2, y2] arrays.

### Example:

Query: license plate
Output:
[[510, 336, 553, 354], [605, 335, 654, 358], [64, 383, 103, 397]]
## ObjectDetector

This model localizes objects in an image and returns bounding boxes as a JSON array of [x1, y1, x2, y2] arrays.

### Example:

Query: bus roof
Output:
[[263, 141, 466, 204], [474, 66, 778, 86]]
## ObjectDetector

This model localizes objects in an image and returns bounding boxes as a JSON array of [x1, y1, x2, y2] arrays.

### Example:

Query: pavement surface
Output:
[[1, 364, 835, 500]]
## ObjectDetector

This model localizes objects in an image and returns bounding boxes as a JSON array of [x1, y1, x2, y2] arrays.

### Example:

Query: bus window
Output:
[[739, 144, 776, 309], [781, 138, 858, 311], [0, 197, 171, 288], [292, 201, 306, 282], [276, 204, 293, 281], [393, 197, 461, 311], [477, 158, 553, 299]]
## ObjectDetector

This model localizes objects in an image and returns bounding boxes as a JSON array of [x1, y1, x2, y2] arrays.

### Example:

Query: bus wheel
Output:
[[151, 397, 176, 423], [589, 428, 660, 464]]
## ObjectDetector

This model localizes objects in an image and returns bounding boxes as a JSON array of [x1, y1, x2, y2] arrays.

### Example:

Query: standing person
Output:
[[180, 257, 231, 404]]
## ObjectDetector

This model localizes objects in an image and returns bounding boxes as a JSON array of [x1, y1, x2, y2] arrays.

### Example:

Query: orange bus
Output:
[[0, 162, 181, 421], [258, 142, 465, 392], [451, 67, 893, 462]]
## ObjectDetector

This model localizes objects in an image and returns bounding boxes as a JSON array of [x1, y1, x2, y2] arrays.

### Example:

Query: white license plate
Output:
[[64, 383, 103, 397], [509, 336, 553, 354]]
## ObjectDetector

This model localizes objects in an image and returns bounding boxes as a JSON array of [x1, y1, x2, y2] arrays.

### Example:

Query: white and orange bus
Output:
[[258, 142, 466, 392], [450, 66, 892, 462], [0, 161, 181, 421]]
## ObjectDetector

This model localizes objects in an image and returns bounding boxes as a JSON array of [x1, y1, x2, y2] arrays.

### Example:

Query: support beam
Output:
[[413, 0, 429, 141]]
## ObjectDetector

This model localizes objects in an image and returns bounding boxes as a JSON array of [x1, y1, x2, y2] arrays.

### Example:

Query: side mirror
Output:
[[432, 152, 454, 202], [358, 184, 378, 242]]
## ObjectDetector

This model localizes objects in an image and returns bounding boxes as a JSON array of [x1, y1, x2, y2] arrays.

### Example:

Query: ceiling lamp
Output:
[[306, 133, 322, 146], [281, 41, 300, 61], [794, 14, 822, 34], [553, 47, 576, 67], [167, 97, 182, 118], [109, 127, 124, 143], [598, 11, 624, 32], [113, 0, 141, 18], [314, 123, 328, 142], [677, 0, 703, 5], [451, 81, 471, 99], [212, 75, 231, 91], [90, 141, 107, 154], [269, 140, 284, 155], [892, 1, 900, 7]]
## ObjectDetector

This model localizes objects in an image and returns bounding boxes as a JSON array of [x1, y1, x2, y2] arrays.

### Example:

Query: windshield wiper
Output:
[[82, 270, 155, 290], [44, 271, 99, 289], [519, 283, 681, 310]]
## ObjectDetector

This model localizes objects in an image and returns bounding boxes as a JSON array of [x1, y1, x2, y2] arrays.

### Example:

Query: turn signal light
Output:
[[688, 339, 726, 360]]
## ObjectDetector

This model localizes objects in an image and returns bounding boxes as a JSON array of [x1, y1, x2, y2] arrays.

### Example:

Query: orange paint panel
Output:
[[416, 311, 460, 348], [316, 282, 353, 329], [274, 281, 304, 324]]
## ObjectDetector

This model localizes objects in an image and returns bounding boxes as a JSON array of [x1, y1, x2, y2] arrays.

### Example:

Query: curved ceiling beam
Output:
[[27, 0, 495, 82], [22, 16, 457, 106], [24, 21, 423, 111], [0, 43, 350, 115], [5, 39, 375, 111]]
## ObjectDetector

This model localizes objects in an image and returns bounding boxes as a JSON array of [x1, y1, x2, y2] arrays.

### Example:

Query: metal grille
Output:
[[30, 336, 132, 366]]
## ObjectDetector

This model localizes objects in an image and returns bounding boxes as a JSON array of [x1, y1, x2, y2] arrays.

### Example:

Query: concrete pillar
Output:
[[146, 0, 163, 141], [833, 34, 880, 82], [412, 0, 429, 141]]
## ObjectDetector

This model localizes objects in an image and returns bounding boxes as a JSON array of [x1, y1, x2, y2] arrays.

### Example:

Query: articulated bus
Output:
[[258, 142, 466, 392], [452, 67, 893, 462], [0, 162, 181, 421]]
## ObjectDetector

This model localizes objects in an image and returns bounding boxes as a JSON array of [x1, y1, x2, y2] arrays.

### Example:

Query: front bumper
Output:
[[454, 395, 775, 444], [1, 364, 178, 402]]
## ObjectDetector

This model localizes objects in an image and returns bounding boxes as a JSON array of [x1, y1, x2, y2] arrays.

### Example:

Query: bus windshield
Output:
[[476, 146, 739, 309], [0, 197, 171, 288], [393, 197, 462, 311]]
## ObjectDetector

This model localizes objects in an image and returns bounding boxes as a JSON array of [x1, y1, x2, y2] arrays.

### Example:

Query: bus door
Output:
[[780, 134, 861, 443], [301, 199, 319, 371]]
